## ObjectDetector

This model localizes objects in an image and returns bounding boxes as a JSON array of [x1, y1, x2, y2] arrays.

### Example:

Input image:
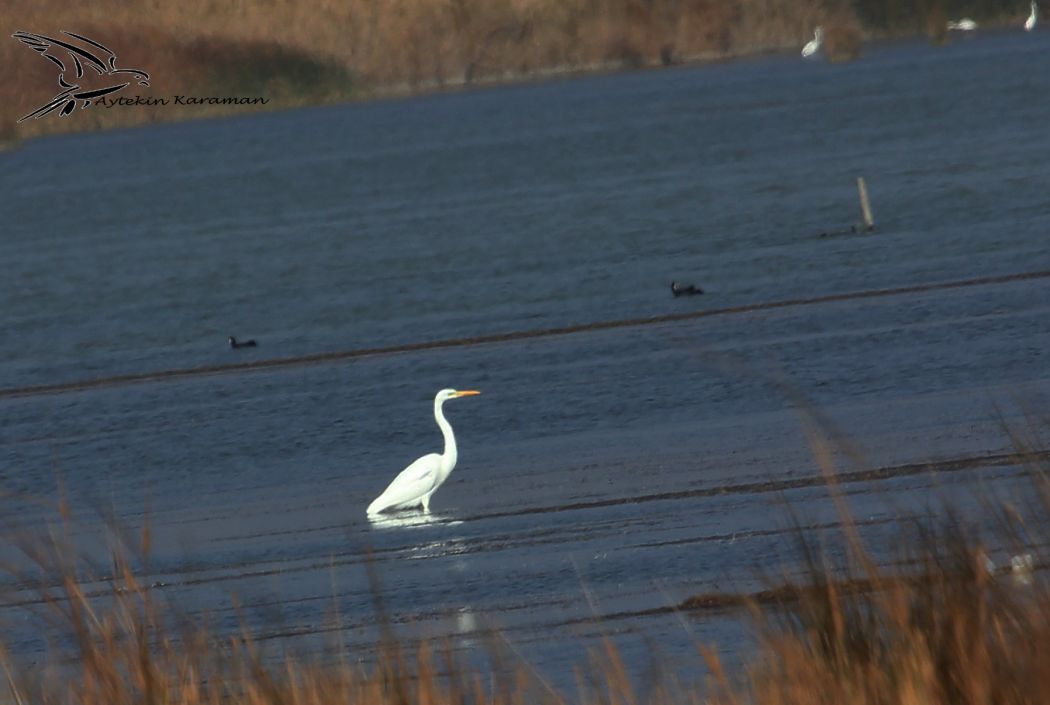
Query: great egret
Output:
[[228, 336, 257, 349], [366, 388, 480, 515], [1025, 1, 1038, 30], [671, 281, 704, 297], [947, 18, 978, 30], [801, 26, 824, 57]]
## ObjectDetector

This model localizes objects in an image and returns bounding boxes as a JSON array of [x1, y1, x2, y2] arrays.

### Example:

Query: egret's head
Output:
[[815, 25, 824, 37], [436, 388, 481, 403]]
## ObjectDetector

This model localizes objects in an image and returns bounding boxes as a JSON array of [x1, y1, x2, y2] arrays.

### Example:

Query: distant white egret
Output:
[[947, 18, 978, 30], [801, 26, 824, 57], [1025, 1, 1038, 30], [366, 388, 480, 515]]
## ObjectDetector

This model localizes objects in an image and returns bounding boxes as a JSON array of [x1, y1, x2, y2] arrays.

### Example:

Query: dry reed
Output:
[[5, 0, 841, 142], [824, 20, 865, 62], [3, 424, 1049, 703], [4, 0, 1035, 145]]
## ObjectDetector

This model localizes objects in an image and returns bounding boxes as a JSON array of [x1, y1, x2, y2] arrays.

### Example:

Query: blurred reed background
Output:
[[2, 0, 1034, 145]]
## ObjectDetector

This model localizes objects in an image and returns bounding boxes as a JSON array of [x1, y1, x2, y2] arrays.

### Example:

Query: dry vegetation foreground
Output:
[[2, 0, 1029, 145], [3, 428, 1050, 705]]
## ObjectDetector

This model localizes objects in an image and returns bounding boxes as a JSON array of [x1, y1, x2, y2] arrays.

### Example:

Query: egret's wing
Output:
[[367, 453, 441, 514]]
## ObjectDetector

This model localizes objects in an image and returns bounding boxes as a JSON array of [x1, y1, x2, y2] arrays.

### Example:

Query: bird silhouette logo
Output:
[[12, 31, 150, 122]]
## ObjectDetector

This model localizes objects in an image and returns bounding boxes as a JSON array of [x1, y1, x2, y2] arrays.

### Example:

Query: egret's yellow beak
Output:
[[453, 390, 481, 397]]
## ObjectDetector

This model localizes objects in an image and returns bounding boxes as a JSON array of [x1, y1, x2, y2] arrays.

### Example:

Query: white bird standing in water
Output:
[[1025, 1, 1038, 30], [366, 388, 480, 515], [947, 18, 978, 30], [801, 26, 824, 57]]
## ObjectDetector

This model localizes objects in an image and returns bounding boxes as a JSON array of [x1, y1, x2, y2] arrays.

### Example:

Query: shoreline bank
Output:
[[1, 16, 1031, 149]]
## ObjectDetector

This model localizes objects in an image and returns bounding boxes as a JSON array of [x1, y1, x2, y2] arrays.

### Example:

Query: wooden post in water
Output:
[[857, 176, 875, 232]]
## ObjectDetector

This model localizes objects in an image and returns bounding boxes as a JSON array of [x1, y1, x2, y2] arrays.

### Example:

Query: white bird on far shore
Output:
[[1025, 1, 1038, 30], [947, 18, 978, 30], [801, 26, 824, 57]]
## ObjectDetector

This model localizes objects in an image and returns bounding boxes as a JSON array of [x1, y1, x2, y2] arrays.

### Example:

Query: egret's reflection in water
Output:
[[366, 510, 463, 530], [367, 511, 471, 563]]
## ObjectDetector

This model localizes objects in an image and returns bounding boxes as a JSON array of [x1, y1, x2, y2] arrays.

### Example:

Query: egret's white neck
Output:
[[435, 397, 458, 474]]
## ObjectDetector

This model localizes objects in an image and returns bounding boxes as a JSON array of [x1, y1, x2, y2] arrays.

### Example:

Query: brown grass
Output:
[[824, 20, 864, 62], [697, 410, 1050, 705], [3, 0, 1035, 145], [0, 504, 566, 705], [3, 21, 354, 142], [4, 499, 1049, 703], [703, 531, 1050, 705], [3, 424, 1049, 703], [4, 0, 840, 142]]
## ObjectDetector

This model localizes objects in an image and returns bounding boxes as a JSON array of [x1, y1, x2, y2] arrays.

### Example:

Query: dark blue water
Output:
[[1, 32, 1049, 685]]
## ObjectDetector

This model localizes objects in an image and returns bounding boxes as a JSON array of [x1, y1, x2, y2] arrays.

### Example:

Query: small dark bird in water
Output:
[[229, 336, 257, 349], [671, 281, 704, 297]]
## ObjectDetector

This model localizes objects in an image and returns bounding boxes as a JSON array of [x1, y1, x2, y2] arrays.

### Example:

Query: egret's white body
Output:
[[1025, 1, 1038, 30], [801, 26, 824, 57], [947, 18, 978, 30], [366, 388, 480, 515]]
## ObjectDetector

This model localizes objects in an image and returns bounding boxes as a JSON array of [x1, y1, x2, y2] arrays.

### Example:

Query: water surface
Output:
[[1, 31, 1049, 685]]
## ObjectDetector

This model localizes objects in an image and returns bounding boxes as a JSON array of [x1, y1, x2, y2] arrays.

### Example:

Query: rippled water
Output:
[[1, 32, 1049, 684]]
